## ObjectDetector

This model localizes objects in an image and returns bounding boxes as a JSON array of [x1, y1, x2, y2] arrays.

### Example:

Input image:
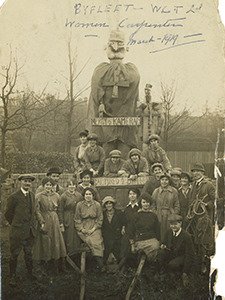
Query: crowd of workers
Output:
[[3, 130, 217, 288]]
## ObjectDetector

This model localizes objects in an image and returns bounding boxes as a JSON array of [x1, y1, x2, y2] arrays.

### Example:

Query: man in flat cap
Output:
[[187, 163, 215, 273], [5, 174, 37, 286], [157, 214, 195, 286], [87, 29, 140, 157], [36, 167, 64, 195]]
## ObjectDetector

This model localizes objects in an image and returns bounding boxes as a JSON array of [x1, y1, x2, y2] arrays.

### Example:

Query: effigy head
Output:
[[106, 29, 127, 60]]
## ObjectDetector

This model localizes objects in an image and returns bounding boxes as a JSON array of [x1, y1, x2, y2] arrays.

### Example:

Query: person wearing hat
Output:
[[74, 130, 89, 178], [103, 150, 125, 177], [58, 179, 83, 257], [152, 173, 180, 241], [141, 163, 164, 197], [101, 196, 125, 271], [190, 163, 215, 220], [188, 163, 215, 274], [170, 168, 182, 190], [83, 133, 105, 177], [129, 193, 160, 262], [5, 174, 37, 286], [33, 177, 67, 274], [178, 172, 193, 220], [118, 148, 149, 180], [157, 214, 195, 286], [76, 169, 100, 202], [87, 29, 140, 158], [36, 167, 64, 195], [142, 134, 172, 174], [0, 167, 12, 226]]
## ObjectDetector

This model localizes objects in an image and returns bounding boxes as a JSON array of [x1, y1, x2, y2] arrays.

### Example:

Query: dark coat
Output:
[[190, 177, 215, 220], [163, 228, 196, 274], [5, 189, 37, 240], [178, 186, 192, 219], [102, 209, 125, 247], [141, 175, 160, 197]]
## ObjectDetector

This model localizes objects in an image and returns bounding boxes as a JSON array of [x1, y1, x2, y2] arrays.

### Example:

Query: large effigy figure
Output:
[[88, 29, 140, 157]]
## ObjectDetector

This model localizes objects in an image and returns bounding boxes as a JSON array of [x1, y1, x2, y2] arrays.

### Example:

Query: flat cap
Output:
[[18, 174, 35, 181], [168, 214, 183, 222], [109, 150, 121, 158], [102, 196, 116, 206], [191, 163, 205, 173]]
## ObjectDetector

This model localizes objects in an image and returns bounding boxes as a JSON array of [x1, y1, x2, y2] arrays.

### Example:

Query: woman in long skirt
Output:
[[59, 179, 82, 255], [33, 177, 67, 273], [75, 187, 104, 271]]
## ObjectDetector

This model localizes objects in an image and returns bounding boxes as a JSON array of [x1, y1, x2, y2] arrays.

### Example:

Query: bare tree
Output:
[[160, 81, 204, 149], [63, 40, 91, 154]]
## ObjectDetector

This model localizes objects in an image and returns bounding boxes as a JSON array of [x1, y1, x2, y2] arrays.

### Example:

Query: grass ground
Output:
[[1, 227, 210, 300]]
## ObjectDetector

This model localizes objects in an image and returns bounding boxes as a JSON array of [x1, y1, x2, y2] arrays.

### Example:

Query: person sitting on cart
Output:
[[103, 150, 125, 177], [118, 148, 149, 180]]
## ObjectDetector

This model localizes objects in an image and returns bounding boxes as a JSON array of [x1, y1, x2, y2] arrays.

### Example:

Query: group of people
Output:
[[74, 130, 171, 178], [4, 131, 216, 289]]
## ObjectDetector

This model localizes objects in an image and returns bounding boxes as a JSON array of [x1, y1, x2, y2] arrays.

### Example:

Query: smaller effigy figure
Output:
[[151, 102, 164, 136], [104, 150, 125, 177], [118, 148, 149, 180], [98, 101, 107, 118]]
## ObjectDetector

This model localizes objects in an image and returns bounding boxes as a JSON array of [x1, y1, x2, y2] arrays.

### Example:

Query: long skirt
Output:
[[33, 212, 67, 261], [78, 229, 104, 257], [135, 238, 159, 261]]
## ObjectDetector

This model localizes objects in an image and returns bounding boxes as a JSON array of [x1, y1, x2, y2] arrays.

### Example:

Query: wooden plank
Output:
[[125, 254, 146, 300], [92, 117, 141, 126], [66, 255, 82, 275], [79, 252, 86, 300]]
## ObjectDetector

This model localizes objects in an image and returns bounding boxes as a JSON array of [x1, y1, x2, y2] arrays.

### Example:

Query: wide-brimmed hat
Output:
[[87, 133, 98, 141], [180, 172, 192, 182], [80, 169, 93, 179], [191, 163, 205, 173], [151, 163, 163, 172], [46, 167, 61, 176], [129, 148, 141, 158], [102, 196, 116, 206], [109, 150, 121, 158], [18, 174, 35, 181], [168, 214, 183, 223], [148, 134, 160, 142]]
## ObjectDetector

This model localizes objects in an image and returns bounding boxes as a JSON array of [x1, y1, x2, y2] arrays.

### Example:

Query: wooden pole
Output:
[[125, 254, 146, 300], [79, 251, 86, 300], [66, 255, 82, 275]]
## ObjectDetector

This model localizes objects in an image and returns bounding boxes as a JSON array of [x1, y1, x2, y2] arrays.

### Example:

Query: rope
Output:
[[186, 194, 207, 219]]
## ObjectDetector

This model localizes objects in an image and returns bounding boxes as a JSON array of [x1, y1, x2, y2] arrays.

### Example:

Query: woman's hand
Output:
[[40, 223, 48, 234], [129, 174, 138, 181], [60, 224, 65, 233], [121, 226, 125, 235]]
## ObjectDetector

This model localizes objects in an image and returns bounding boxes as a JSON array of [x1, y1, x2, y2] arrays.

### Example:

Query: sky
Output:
[[0, 0, 225, 116]]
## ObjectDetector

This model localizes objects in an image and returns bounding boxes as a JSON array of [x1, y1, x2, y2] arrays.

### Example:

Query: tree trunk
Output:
[[1, 128, 7, 167]]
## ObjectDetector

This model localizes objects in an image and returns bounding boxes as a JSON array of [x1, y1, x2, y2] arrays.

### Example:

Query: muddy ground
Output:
[[1, 227, 210, 300]]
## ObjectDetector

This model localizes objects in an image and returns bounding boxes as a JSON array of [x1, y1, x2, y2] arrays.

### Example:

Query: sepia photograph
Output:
[[0, 0, 225, 299]]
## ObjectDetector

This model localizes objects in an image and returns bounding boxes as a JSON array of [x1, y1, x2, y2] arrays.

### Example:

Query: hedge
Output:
[[6, 151, 75, 173]]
